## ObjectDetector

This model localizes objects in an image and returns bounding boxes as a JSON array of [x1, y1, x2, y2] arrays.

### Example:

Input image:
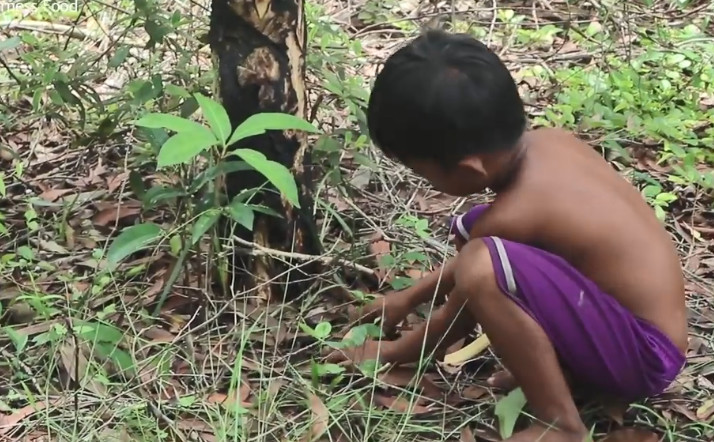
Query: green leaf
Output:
[[232, 148, 300, 208], [108, 46, 130, 68], [358, 359, 380, 377], [129, 171, 145, 198], [76, 322, 125, 344], [134, 113, 212, 136], [495, 387, 527, 438], [227, 113, 319, 146], [107, 223, 163, 267], [227, 202, 255, 230], [191, 210, 221, 245], [17, 246, 34, 261], [313, 322, 332, 339], [343, 323, 382, 347], [314, 362, 345, 377], [4, 327, 28, 353], [299, 321, 316, 336], [142, 186, 186, 208], [195, 93, 232, 144], [157, 128, 218, 168], [97, 343, 135, 373], [0, 37, 21, 52], [169, 234, 182, 255]]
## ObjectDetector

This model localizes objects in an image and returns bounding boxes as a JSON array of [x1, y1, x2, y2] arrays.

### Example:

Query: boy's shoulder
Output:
[[529, 127, 580, 143]]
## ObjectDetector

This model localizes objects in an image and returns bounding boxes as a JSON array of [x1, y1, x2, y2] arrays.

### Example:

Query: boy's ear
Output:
[[457, 156, 487, 176]]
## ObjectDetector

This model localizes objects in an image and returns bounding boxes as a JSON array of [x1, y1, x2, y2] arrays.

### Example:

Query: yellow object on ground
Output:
[[443, 334, 491, 365]]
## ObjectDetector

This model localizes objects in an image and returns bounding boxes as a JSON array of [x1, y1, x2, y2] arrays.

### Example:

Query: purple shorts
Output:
[[451, 205, 685, 401]]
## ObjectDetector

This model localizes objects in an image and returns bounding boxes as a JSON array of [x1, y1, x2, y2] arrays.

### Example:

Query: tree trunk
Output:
[[208, 0, 320, 301]]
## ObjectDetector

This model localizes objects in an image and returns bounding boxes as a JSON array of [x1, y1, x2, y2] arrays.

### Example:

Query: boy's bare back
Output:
[[475, 128, 687, 351]]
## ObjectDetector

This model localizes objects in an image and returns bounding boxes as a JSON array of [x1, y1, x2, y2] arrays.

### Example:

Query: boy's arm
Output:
[[401, 256, 457, 308], [328, 291, 472, 365], [352, 257, 457, 331]]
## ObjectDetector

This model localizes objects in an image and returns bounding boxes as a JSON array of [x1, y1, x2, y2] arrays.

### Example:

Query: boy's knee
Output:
[[453, 239, 497, 294]]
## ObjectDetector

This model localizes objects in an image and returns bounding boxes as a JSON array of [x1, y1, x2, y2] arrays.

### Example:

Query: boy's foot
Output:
[[487, 370, 518, 391], [505, 423, 588, 442]]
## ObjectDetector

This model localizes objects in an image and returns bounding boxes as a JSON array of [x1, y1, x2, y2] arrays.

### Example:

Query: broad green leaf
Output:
[[134, 113, 211, 136], [232, 148, 300, 208], [495, 387, 527, 438], [75, 321, 124, 344], [227, 202, 255, 230], [191, 210, 221, 245], [157, 128, 218, 168], [227, 113, 319, 146], [17, 246, 34, 261], [195, 93, 232, 144], [165, 84, 190, 98], [97, 343, 135, 373], [0, 37, 21, 52], [314, 322, 332, 339], [107, 222, 163, 267]]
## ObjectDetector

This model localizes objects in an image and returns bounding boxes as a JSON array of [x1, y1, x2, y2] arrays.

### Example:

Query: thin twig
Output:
[[231, 235, 376, 275]]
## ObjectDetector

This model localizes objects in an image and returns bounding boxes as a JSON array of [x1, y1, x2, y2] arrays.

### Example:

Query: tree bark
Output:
[[208, 0, 320, 301]]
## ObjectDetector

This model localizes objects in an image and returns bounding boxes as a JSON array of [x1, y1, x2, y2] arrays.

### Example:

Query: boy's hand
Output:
[[350, 293, 411, 333]]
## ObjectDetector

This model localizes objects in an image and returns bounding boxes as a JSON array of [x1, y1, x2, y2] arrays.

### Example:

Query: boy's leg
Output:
[[452, 239, 587, 440]]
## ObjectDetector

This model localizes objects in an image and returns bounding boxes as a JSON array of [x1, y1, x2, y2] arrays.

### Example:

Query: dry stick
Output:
[[231, 235, 375, 276]]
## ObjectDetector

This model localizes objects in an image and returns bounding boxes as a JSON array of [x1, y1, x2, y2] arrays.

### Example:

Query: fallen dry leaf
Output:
[[372, 393, 431, 414], [0, 399, 59, 435], [460, 426, 476, 442], [93, 202, 141, 227], [461, 385, 488, 401], [38, 188, 74, 202], [106, 172, 129, 193], [206, 382, 252, 409], [176, 418, 216, 441], [143, 326, 176, 343], [670, 401, 698, 421], [58, 341, 107, 396], [368, 238, 392, 281], [303, 393, 330, 442], [377, 366, 444, 400], [369, 240, 390, 257], [71, 160, 108, 187], [600, 428, 660, 442]]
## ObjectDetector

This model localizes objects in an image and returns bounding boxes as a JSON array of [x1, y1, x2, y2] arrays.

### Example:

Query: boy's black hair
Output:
[[367, 30, 526, 167]]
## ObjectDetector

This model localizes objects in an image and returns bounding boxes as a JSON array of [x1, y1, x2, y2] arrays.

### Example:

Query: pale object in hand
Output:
[[443, 334, 491, 365]]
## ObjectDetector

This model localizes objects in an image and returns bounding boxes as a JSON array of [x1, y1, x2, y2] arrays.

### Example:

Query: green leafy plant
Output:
[[106, 93, 320, 314]]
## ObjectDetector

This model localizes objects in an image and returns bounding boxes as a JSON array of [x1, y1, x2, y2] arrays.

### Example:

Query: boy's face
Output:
[[405, 158, 487, 196]]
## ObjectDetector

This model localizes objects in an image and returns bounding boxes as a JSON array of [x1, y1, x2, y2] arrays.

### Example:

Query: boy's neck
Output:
[[487, 136, 528, 193]]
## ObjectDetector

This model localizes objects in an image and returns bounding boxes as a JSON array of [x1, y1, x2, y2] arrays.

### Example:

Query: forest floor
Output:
[[1, 0, 713, 441]]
